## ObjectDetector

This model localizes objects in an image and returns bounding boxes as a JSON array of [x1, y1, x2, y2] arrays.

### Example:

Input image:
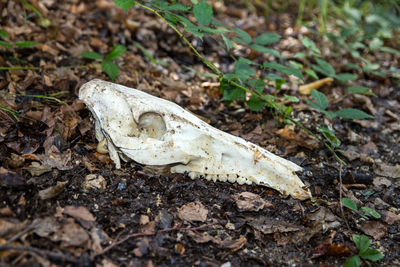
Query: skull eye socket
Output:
[[138, 112, 166, 139]]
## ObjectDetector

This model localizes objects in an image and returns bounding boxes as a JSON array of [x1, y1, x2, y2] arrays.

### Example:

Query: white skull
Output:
[[79, 79, 311, 200]]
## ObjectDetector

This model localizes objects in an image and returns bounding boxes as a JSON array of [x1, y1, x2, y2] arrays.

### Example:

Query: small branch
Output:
[[0, 245, 81, 264], [93, 222, 219, 258]]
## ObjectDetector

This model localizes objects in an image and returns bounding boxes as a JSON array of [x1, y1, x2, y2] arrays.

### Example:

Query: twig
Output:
[[338, 164, 351, 231], [5, 221, 39, 246], [0, 245, 81, 264], [94, 222, 219, 258]]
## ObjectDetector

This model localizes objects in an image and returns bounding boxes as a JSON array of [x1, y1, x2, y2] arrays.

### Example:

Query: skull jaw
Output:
[[80, 79, 312, 200]]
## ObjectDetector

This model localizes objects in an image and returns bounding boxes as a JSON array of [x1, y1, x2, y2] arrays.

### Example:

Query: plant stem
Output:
[[134, 0, 345, 165], [0, 66, 40, 70], [135, 2, 222, 76]]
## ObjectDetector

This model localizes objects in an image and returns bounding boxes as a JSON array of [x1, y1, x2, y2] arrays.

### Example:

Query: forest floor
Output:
[[0, 1, 399, 266]]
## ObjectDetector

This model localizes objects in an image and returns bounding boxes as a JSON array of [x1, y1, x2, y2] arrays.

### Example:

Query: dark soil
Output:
[[0, 1, 399, 266]]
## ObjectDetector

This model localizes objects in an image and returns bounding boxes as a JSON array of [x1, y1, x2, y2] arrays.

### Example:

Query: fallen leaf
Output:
[[33, 217, 61, 237], [23, 162, 52, 176], [248, 218, 303, 234], [217, 236, 247, 251], [175, 243, 185, 255], [0, 207, 15, 217], [82, 174, 107, 191], [231, 192, 272, 211], [51, 219, 89, 247], [187, 231, 215, 243], [38, 181, 69, 200], [178, 202, 208, 222], [0, 219, 28, 239], [63, 206, 95, 222], [382, 210, 400, 225], [361, 221, 387, 240], [373, 177, 392, 188], [6, 153, 25, 168], [375, 163, 400, 178], [0, 167, 25, 187], [133, 237, 150, 257]]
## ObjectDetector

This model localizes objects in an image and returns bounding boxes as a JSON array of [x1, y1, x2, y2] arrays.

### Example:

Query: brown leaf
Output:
[[382, 210, 400, 225], [23, 162, 52, 176], [231, 192, 273, 211], [0, 219, 28, 239], [51, 219, 89, 247], [0, 206, 15, 217], [248, 218, 303, 234], [38, 181, 69, 200], [217, 236, 247, 251], [187, 231, 215, 244], [375, 163, 400, 178], [0, 167, 25, 187], [33, 217, 61, 237], [6, 153, 25, 168], [373, 176, 392, 188], [82, 174, 107, 191], [178, 202, 208, 222], [63, 206, 95, 222], [361, 221, 387, 240]]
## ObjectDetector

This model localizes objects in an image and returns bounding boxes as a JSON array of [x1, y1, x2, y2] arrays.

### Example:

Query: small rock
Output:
[[82, 174, 107, 191]]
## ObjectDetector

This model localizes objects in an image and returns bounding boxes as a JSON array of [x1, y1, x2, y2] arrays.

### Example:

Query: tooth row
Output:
[[187, 172, 253, 185]]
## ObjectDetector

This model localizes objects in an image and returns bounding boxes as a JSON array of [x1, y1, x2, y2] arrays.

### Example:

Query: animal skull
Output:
[[79, 79, 311, 200]]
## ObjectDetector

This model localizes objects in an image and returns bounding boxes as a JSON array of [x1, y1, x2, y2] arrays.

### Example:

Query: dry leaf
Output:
[[23, 162, 52, 176], [178, 201, 208, 222], [63, 206, 95, 222], [231, 192, 272, 211], [82, 174, 107, 191], [361, 221, 387, 240], [38, 181, 69, 200], [33, 217, 61, 237], [0, 167, 25, 187], [376, 163, 400, 178]]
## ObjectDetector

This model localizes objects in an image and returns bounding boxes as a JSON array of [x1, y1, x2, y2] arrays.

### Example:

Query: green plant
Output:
[[111, 0, 377, 164], [344, 234, 384, 267], [0, 29, 39, 50], [81, 44, 127, 81], [342, 198, 381, 219]]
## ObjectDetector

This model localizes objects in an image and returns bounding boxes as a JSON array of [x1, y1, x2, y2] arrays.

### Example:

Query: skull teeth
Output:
[[187, 172, 252, 186]]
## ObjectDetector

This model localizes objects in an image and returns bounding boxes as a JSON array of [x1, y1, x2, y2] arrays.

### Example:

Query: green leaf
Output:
[[168, 3, 190, 12], [342, 198, 358, 211], [193, 0, 213, 25], [0, 40, 12, 48], [369, 38, 383, 50], [235, 58, 256, 81], [0, 29, 9, 38], [222, 34, 234, 51], [293, 52, 306, 58], [335, 73, 358, 82], [247, 95, 266, 111], [101, 59, 120, 81], [310, 89, 328, 110], [344, 255, 361, 267], [263, 62, 303, 81], [348, 86, 376, 96], [301, 36, 320, 55], [14, 41, 39, 47], [247, 79, 265, 92], [335, 108, 374, 120], [106, 45, 126, 60], [250, 44, 281, 57], [113, 0, 135, 12], [379, 46, 400, 56], [81, 51, 103, 60], [360, 207, 381, 219], [305, 69, 319, 79], [220, 81, 245, 102], [198, 26, 230, 34], [134, 42, 168, 66], [360, 249, 384, 261], [318, 126, 341, 147], [313, 58, 335, 77], [283, 94, 299, 102], [254, 32, 281, 45], [233, 28, 252, 45], [352, 234, 370, 254]]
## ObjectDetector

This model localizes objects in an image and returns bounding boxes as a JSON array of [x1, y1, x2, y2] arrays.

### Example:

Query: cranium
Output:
[[79, 79, 311, 200]]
